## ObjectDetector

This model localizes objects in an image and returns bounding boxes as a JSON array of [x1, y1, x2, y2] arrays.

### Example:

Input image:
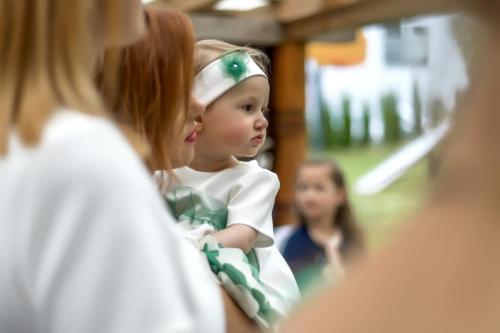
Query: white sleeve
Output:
[[25, 123, 224, 333], [227, 169, 279, 247]]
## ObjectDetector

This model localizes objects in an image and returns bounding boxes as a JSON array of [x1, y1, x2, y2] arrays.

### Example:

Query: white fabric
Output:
[[169, 161, 300, 316], [274, 225, 296, 254], [194, 52, 267, 105], [0, 110, 224, 333], [172, 161, 276, 247]]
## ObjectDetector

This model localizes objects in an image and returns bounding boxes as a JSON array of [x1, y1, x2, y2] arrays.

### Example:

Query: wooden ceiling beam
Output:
[[284, 0, 466, 40], [158, 0, 467, 44], [190, 13, 284, 45], [275, 0, 357, 23], [160, 0, 218, 12], [190, 13, 360, 45]]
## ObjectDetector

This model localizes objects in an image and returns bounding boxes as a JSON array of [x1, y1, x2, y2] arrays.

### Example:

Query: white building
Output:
[[306, 14, 469, 143]]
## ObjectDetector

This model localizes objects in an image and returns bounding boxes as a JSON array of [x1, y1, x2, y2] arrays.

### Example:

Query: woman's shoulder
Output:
[[42, 109, 128, 152], [38, 109, 150, 190]]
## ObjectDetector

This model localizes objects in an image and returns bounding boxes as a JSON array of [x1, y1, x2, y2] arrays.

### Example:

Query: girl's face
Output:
[[170, 94, 205, 168], [195, 76, 270, 159], [295, 165, 345, 222]]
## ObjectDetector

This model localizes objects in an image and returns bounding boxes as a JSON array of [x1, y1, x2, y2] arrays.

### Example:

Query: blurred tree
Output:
[[362, 102, 371, 145], [341, 95, 352, 147], [319, 97, 336, 149], [307, 67, 324, 149], [381, 93, 401, 143]]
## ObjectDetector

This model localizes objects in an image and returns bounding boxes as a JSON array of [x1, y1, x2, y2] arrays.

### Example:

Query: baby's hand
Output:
[[213, 224, 258, 253]]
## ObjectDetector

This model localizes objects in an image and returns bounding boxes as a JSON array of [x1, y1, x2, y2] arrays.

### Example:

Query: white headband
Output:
[[194, 52, 267, 105]]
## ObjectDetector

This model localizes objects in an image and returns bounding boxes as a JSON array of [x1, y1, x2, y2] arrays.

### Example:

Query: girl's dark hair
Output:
[[297, 159, 365, 260]]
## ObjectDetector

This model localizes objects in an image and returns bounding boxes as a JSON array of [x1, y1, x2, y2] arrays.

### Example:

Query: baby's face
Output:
[[196, 76, 270, 159]]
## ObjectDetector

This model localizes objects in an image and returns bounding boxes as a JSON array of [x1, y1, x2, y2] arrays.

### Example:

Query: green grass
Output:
[[311, 143, 430, 250]]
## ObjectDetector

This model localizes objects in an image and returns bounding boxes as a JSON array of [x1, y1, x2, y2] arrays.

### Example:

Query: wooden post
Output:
[[271, 42, 307, 226]]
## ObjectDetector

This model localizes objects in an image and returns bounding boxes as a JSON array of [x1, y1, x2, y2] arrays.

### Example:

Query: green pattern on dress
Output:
[[202, 240, 280, 328], [166, 186, 260, 270], [166, 186, 279, 327], [166, 186, 228, 231]]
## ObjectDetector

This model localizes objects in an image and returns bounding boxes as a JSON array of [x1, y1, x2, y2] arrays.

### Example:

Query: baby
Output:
[[166, 40, 300, 328]]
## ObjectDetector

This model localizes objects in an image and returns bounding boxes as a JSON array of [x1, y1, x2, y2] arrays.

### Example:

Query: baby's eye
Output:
[[243, 104, 254, 112], [262, 107, 270, 117]]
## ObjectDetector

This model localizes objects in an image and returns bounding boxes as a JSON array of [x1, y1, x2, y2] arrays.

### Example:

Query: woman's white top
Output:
[[0, 110, 224, 333], [170, 161, 300, 316]]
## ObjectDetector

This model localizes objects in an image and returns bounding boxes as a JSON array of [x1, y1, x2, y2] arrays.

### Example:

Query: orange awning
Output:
[[306, 30, 367, 66]]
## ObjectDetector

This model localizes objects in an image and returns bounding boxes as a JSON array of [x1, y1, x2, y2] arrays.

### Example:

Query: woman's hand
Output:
[[221, 288, 262, 333]]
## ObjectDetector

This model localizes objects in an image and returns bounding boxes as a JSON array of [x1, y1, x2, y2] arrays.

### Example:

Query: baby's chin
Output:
[[237, 149, 261, 159]]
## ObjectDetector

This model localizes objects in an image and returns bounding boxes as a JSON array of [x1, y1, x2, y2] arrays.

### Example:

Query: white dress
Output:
[[0, 110, 224, 333], [166, 161, 300, 327]]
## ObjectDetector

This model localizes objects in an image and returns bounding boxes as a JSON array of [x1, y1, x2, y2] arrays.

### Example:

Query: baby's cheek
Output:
[[220, 123, 250, 144]]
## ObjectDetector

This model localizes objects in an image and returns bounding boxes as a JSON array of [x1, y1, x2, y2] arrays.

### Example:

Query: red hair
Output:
[[96, 7, 194, 171]]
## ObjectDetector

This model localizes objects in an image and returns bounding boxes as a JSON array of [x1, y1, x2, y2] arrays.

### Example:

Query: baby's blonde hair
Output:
[[195, 39, 270, 77]]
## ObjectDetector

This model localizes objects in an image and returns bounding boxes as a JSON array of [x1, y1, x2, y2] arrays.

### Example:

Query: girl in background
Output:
[[282, 159, 365, 294]]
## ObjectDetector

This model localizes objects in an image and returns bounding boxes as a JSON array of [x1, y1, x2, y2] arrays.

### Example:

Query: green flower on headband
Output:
[[220, 52, 249, 83]]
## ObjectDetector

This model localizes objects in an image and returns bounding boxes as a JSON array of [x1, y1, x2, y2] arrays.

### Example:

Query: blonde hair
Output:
[[195, 39, 270, 77], [0, 0, 123, 154]]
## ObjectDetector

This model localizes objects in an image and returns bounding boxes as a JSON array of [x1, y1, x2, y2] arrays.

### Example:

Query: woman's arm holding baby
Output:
[[222, 288, 262, 333]]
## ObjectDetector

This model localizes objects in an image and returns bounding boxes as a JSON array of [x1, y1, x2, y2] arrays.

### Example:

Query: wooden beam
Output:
[[271, 42, 307, 226], [190, 13, 285, 45], [190, 13, 358, 45], [285, 0, 466, 40], [276, 0, 356, 23], [159, 0, 467, 42], [161, 0, 218, 11]]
